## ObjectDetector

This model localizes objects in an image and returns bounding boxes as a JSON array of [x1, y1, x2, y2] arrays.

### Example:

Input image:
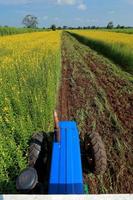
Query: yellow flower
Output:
[[5, 117, 9, 123], [3, 107, 8, 112], [72, 30, 133, 52], [0, 116, 2, 122]]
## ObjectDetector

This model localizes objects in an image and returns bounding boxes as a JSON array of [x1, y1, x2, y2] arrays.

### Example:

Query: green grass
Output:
[[0, 33, 61, 193], [69, 32, 133, 75], [105, 28, 133, 34], [62, 32, 133, 193], [0, 27, 45, 36], [73, 28, 133, 34]]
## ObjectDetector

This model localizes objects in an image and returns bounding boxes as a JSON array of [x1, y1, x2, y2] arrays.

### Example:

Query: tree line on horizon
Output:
[[0, 15, 133, 31]]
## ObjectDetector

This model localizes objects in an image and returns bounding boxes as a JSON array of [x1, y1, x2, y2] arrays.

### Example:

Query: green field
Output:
[[0, 30, 133, 194], [60, 31, 133, 194], [0, 31, 61, 193], [0, 26, 46, 36], [106, 28, 133, 34], [70, 30, 133, 74]]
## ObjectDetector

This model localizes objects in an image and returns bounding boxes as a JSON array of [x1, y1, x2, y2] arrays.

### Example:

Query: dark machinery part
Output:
[[16, 167, 38, 192], [16, 132, 49, 193], [84, 132, 107, 175], [16, 112, 107, 194], [28, 132, 46, 167]]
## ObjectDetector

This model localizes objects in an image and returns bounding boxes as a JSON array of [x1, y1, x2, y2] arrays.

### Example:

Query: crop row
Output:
[[0, 27, 45, 36], [0, 30, 132, 193], [70, 30, 133, 74], [0, 31, 61, 193]]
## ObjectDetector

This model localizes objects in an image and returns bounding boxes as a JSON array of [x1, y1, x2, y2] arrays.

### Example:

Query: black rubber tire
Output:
[[90, 132, 107, 175], [28, 132, 45, 167], [85, 132, 107, 175]]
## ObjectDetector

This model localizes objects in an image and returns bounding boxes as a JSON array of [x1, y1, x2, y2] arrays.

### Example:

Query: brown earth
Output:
[[57, 32, 133, 194]]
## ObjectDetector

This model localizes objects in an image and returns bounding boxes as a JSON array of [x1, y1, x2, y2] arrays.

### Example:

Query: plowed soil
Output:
[[57, 32, 133, 194]]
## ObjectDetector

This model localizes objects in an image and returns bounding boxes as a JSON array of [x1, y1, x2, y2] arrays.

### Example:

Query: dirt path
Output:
[[57, 32, 133, 194]]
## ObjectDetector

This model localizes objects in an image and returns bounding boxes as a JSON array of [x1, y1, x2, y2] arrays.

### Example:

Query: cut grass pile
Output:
[[60, 32, 133, 194], [70, 30, 133, 74], [0, 31, 61, 193]]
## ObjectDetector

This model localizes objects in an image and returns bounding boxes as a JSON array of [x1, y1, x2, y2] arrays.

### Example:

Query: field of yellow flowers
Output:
[[0, 29, 132, 194], [71, 30, 133, 74], [0, 31, 61, 193]]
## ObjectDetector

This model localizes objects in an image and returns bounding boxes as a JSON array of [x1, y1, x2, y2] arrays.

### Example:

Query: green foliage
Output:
[[51, 24, 56, 31], [0, 27, 45, 36], [62, 32, 133, 194], [107, 21, 114, 29], [111, 28, 133, 34], [0, 36, 61, 193], [69, 32, 133, 74], [103, 28, 133, 34], [22, 15, 38, 28]]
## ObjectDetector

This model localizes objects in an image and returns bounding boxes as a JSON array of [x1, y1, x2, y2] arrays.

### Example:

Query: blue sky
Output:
[[0, 0, 133, 27]]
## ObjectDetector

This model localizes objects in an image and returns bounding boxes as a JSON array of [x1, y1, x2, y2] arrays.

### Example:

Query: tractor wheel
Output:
[[84, 132, 107, 175], [28, 132, 48, 167]]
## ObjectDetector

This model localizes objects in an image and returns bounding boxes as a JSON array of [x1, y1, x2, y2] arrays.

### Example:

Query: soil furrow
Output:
[[57, 32, 133, 194]]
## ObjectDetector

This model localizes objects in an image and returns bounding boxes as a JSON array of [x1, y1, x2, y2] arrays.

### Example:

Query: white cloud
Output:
[[57, 0, 76, 5], [0, 0, 47, 5], [0, 0, 88, 9], [0, 0, 33, 5], [77, 3, 87, 10]]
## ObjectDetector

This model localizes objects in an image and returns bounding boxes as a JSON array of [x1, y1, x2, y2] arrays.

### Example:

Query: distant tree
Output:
[[91, 26, 96, 29], [51, 24, 56, 31], [43, 27, 45, 29], [22, 15, 38, 28], [116, 24, 125, 29], [63, 26, 67, 30], [69, 27, 74, 30], [57, 26, 62, 30], [107, 21, 114, 29], [116, 24, 121, 29]]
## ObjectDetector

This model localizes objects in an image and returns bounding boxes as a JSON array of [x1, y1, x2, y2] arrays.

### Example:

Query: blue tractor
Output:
[[16, 112, 107, 194]]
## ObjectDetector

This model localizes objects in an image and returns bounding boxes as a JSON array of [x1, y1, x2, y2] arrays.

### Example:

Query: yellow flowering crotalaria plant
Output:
[[0, 31, 61, 193], [72, 30, 133, 74]]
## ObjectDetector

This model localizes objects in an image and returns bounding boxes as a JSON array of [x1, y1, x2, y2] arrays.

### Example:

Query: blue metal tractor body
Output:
[[48, 121, 83, 194]]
